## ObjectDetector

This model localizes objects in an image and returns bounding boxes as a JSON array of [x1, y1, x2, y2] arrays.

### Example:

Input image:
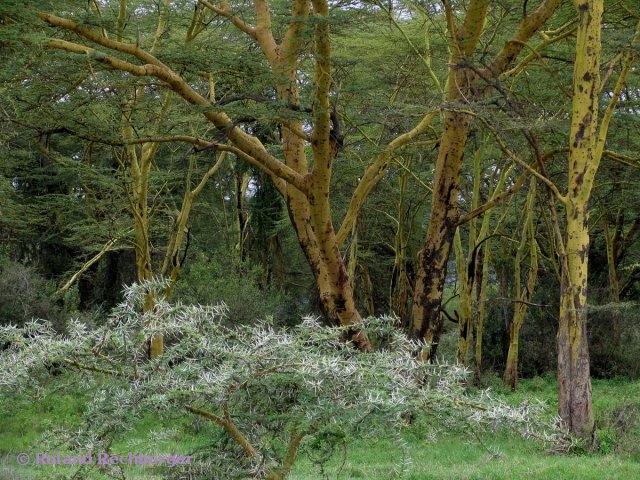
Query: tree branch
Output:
[[482, 0, 563, 77], [198, 0, 257, 39], [41, 37, 307, 194], [186, 405, 261, 461], [336, 111, 437, 246]]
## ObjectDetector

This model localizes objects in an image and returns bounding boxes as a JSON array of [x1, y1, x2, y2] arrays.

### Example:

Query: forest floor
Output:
[[1, 375, 639, 479]]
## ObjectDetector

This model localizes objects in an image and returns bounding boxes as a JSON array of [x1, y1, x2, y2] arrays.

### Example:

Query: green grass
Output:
[[2, 375, 640, 479], [290, 434, 640, 480]]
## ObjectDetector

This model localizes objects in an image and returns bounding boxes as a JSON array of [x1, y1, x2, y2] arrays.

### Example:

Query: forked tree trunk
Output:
[[410, 0, 562, 360], [286, 192, 372, 351]]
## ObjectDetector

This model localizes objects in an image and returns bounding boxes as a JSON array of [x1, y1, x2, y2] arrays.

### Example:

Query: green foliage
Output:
[[0, 260, 62, 330], [173, 251, 301, 327], [588, 303, 640, 378]]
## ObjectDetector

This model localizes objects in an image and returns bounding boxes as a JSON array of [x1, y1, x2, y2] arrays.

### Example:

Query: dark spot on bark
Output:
[[578, 3, 588, 23], [573, 113, 591, 147], [572, 171, 585, 197]]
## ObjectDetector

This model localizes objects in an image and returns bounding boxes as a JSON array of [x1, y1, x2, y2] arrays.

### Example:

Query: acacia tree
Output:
[[32, 1, 442, 350], [410, 0, 563, 359], [554, 1, 638, 438], [503, 178, 538, 391], [2, 1, 235, 358]]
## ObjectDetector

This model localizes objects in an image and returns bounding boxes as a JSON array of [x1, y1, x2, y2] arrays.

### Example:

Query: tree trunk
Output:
[[286, 192, 371, 351], [557, 206, 593, 437], [271, 235, 287, 289], [504, 179, 538, 391], [473, 243, 489, 385], [411, 111, 470, 360], [503, 322, 520, 391], [454, 229, 475, 365], [360, 261, 376, 317], [391, 164, 412, 328], [556, 0, 613, 439]]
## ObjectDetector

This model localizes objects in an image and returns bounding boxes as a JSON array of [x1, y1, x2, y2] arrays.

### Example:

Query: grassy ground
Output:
[[1, 375, 639, 479], [290, 435, 640, 480]]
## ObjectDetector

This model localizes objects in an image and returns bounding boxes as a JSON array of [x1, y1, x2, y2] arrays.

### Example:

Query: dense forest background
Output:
[[1, 0, 640, 460]]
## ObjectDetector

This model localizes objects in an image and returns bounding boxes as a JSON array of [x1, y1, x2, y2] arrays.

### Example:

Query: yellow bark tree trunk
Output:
[[557, 0, 637, 438], [504, 179, 538, 391], [411, 0, 562, 360]]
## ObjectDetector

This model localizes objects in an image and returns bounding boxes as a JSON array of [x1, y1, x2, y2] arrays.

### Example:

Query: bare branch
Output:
[[336, 112, 437, 246]]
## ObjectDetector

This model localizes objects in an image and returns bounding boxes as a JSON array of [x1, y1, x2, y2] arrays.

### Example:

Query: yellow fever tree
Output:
[[37, 1, 440, 351], [410, 0, 563, 359], [556, 1, 638, 438]]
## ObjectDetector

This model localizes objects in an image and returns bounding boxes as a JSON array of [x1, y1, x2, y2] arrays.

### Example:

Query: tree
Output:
[[0, 281, 561, 479], [410, 0, 563, 360], [503, 178, 539, 391], [555, 1, 638, 439], [30, 1, 445, 351]]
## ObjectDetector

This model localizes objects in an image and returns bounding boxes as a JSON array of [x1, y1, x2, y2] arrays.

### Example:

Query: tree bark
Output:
[[557, 0, 616, 439]]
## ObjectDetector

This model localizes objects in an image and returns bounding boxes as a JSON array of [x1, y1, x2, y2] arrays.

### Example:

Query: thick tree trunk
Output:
[[286, 194, 371, 351], [410, 0, 487, 359], [556, 0, 612, 439], [557, 203, 593, 437], [411, 111, 470, 360]]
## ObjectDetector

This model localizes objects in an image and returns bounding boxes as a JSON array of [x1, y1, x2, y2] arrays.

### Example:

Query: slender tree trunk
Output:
[[454, 228, 475, 365], [473, 243, 489, 385], [236, 171, 250, 264], [271, 235, 287, 289], [391, 164, 411, 327], [504, 179, 538, 390], [360, 261, 376, 317]]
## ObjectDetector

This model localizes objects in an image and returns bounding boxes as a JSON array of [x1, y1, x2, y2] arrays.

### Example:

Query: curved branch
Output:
[[42, 37, 306, 194], [198, 0, 257, 39], [40, 13, 170, 69], [336, 111, 437, 246], [482, 0, 563, 77]]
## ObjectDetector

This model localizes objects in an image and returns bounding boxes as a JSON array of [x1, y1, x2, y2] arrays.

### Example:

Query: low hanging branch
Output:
[[54, 234, 131, 298]]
